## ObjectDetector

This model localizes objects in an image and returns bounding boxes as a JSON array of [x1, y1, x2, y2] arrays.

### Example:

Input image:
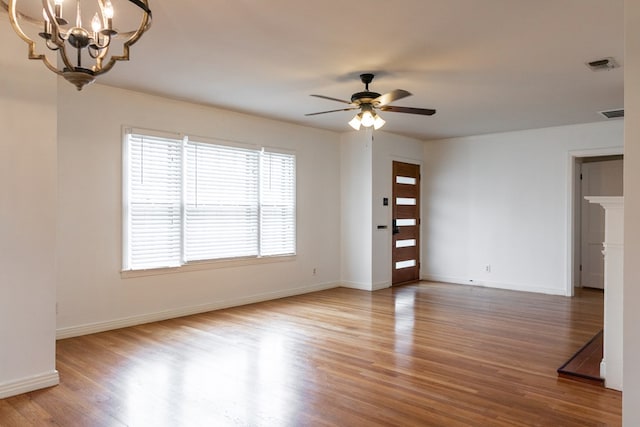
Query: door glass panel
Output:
[[396, 176, 417, 185], [396, 239, 416, 248], [396, 219, 416, 227], [395, 259, 416, 269], [396, 198, 416, 206]]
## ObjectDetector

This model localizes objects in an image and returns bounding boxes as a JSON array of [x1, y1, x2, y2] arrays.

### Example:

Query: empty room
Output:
[[1, 1, 639, 425]]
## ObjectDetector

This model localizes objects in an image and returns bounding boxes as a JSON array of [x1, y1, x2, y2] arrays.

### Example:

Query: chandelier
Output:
[[3, 0, 151, 90]]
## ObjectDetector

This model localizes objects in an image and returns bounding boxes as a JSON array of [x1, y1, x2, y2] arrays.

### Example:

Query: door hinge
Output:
[[580, 173, 583, 180], [580, 264, 582, 271]]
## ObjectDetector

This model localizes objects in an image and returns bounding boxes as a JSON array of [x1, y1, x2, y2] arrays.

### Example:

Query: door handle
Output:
[[392, 219, 400, 235]]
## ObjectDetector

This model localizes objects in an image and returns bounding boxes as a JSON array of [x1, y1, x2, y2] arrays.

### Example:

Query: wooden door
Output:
[[392, 161, 420, 285]]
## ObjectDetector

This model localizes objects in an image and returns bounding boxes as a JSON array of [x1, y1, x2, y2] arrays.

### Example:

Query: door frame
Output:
[[566, 147, 623, 296]]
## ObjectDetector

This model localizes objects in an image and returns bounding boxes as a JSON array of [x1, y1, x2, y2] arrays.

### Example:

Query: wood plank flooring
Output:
[[558, 329, 604, 386], [0, 283, 621, 426]]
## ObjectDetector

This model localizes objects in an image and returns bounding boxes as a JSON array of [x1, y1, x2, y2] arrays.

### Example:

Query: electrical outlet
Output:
[[485, 265, 491, 273], [312, 268, 317, 276]]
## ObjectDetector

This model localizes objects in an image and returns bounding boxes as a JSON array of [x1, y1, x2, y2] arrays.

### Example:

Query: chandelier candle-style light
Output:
[[4, 0, 151, 90]]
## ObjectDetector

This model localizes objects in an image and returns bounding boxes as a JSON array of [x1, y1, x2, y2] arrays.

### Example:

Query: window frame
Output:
[[122, 127, 297, 276]]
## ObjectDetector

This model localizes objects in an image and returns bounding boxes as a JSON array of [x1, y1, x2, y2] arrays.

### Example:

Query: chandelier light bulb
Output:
[[91, 13, 102, 33], [104, 0, 114, 19]]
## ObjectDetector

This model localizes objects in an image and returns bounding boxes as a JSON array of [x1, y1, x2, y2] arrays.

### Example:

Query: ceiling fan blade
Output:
[[375, 89, 412, 107], [305, 107, 360, 116], [310, 94, 353, 105], [379, 105, 436, 116]]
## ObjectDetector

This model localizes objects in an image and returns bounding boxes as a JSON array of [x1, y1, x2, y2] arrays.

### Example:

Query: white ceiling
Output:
[[98, 0, 624, 140]]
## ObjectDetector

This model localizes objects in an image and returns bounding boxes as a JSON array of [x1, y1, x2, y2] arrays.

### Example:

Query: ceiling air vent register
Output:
[[586, 57, 620, 72], [599, 109, 624, 119]]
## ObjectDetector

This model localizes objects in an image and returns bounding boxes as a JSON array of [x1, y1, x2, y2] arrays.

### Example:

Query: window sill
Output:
[[121, 254, 296, 279]]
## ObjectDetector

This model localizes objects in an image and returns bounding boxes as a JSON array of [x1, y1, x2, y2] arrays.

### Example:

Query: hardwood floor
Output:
[[0, 283, 621, 426], [558, 329, 604, 386]]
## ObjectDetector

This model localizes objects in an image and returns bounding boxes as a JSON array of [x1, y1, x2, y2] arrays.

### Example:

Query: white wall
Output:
[[0, 20, 59, 397], [340, 131, 373, 290], [624, 0, 640, 423], [422, 121, 624, 295], [56, 83, 341, 336]]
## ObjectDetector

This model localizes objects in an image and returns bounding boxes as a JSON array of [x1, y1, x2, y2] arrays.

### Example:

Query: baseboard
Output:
[[0, 370, 59, 399], [372, 281, 391, 291], [341, 281, 372, 291], [421, 274, 470, 286], [421, 274, 565, 296], [57, 281, 339, 339]]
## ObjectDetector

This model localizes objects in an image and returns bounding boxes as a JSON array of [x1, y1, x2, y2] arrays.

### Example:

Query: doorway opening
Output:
[[571, 153, 623, 293]]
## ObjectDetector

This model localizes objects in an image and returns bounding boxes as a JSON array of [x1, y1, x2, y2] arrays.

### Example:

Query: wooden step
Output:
[[557, 329, 604, 386]]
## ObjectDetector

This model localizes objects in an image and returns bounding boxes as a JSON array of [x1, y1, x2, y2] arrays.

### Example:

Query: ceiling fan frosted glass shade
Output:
[[349, 114, 362, 130], [373, 115, 386, 130], [361, 110, 375, 127]]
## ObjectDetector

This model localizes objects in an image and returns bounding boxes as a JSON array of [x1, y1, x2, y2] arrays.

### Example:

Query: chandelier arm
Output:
[[40, 0, 79, 73], [6, 0, 64, 76], [94, 0, 151, 76], [128, 0, 151, 16]]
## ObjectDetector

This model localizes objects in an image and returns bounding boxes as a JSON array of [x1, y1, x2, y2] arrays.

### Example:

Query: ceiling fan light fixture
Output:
[[373, 114, 385, 130], [348, 114, 362, 130], [307, 73, 434, 130], [348, 107, 385, 131]]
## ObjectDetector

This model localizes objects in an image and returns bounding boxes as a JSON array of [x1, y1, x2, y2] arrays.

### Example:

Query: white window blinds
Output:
[[185, 141, 260, 261], [260, 151, 296, 256], [124, 133, 183, 270], [123, 130, 296, 271]]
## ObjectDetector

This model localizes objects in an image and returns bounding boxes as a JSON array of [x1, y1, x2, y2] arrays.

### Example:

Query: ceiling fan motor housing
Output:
[[351, 91, 381, 104]]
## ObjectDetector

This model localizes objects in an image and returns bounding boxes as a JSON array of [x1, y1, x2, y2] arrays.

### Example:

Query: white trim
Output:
[[341, 281, 374, 291], [421, 274, 471, 286], [121, 254, 296, 278], [584, 196, 625, 210], [422, 274, 565, 295], [372, 280, 391, 291], [57, 281, 339, 339], [0, 371, 59, 399], [340, 281, 392, 291]]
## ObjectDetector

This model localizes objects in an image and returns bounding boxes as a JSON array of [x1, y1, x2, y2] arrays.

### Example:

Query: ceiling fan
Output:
[[305, 73, 436, 130]]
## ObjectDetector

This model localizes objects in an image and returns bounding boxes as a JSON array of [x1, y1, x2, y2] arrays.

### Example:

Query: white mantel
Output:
[[585, 196, 623, 391]]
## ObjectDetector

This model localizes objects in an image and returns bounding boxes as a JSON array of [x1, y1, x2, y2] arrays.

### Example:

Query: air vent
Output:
[[600, 109, 624, 119], [586, 57, 619, 72]]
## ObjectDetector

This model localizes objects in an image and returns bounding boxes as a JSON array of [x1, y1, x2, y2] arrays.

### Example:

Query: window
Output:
[[123, 130, 296, 271]]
